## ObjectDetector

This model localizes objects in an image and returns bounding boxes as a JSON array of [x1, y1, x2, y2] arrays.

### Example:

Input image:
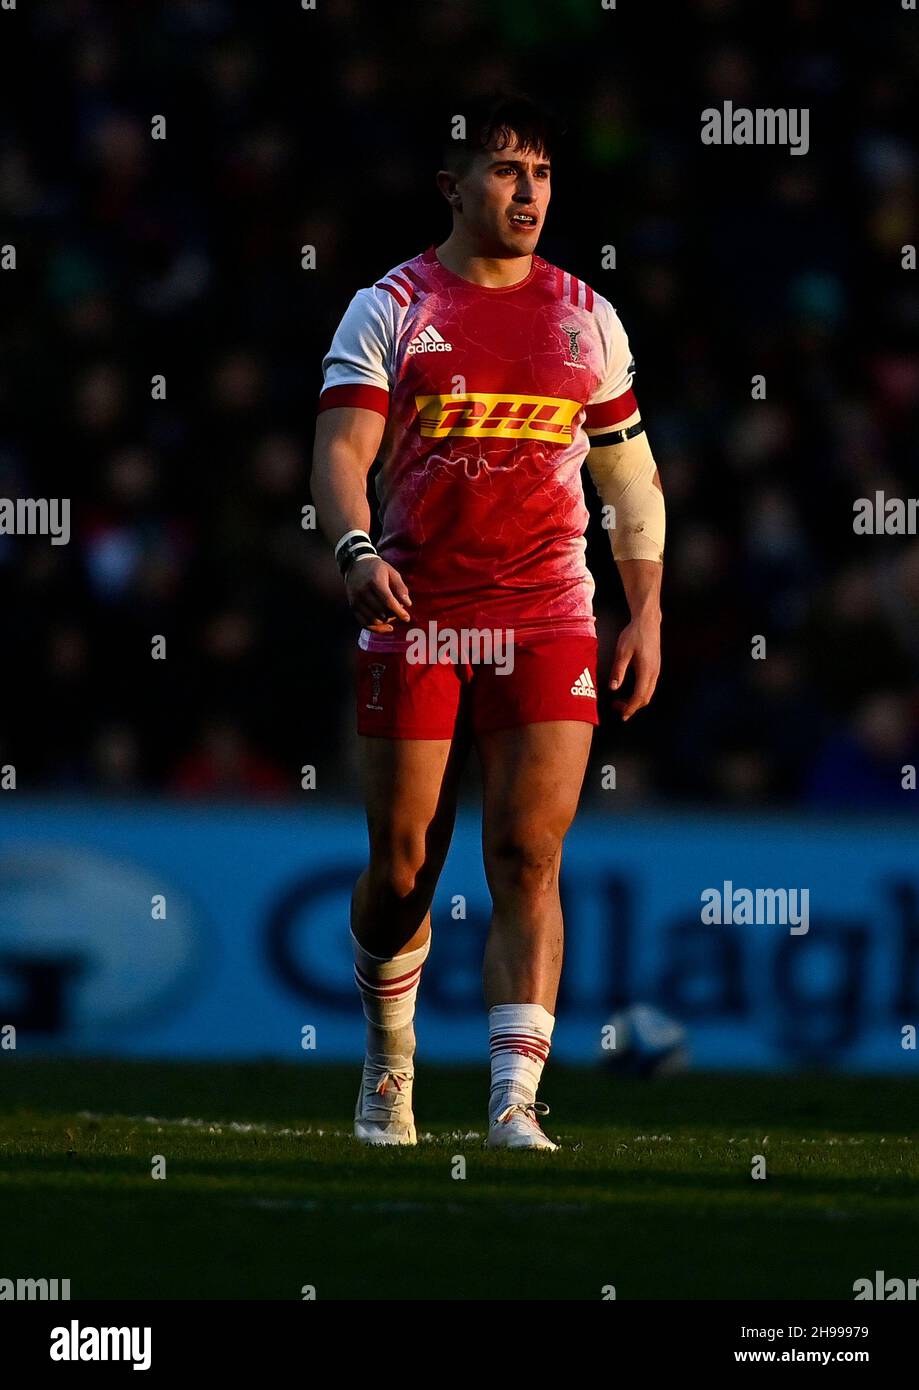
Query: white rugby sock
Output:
[[351, 930, 430, 1067], [488, 1003, 554, 1121]]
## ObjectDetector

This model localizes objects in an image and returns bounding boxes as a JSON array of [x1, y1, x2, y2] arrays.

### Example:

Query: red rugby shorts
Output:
[[355, 626, 600, 739]]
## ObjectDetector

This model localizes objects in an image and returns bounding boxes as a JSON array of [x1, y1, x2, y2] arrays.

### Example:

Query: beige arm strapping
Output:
[[585, 428, 665, 563]]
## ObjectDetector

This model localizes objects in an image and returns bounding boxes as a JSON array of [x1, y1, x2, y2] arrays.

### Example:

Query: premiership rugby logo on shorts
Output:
[[415, 393, 582, 443], [570, 668, 595, 697]]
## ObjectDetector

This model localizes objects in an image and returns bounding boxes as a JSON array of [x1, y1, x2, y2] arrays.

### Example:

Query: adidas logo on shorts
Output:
[[570, 668, 596, 697], [407, 325, 453, 353]]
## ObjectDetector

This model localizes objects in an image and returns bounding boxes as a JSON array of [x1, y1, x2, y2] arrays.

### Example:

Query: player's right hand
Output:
[[345, 556, 412, 634]]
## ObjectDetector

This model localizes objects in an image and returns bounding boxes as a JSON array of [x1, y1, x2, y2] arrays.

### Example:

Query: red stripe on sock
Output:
[[354, 962, 423, 989], [354, 967, 422, 998]]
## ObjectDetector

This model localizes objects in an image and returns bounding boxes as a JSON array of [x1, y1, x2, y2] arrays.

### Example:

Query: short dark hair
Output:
[[440, 92, 565, 176]]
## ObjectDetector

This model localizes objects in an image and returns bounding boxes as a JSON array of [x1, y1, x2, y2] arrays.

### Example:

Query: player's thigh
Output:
[[477, 721, 593, 882], [359, 728, 470, 888]]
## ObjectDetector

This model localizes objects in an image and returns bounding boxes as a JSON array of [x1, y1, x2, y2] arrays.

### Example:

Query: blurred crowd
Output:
[[2, 0, 918, 810]]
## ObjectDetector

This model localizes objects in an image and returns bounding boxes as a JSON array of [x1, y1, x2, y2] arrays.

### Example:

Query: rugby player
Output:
[[311, 93, 665, 1150]]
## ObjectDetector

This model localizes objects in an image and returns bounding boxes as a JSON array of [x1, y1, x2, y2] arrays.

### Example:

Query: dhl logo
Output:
[[415, 393, 582, 443]]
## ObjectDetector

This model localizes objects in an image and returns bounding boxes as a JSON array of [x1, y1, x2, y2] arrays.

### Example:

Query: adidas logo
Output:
[[407, 325, 453, 353], [570, 668, 596, 697]]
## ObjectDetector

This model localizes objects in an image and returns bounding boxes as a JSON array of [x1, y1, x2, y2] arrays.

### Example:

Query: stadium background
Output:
[[1, 0, 917, 1074]]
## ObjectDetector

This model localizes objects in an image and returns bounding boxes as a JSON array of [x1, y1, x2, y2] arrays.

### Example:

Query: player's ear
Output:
[[435, 170, 461, 209]]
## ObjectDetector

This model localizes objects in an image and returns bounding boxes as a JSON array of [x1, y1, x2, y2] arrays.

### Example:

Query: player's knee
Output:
[[370, 856, 425, 904], [485, 824, 564, 899], [368, 830, 440, 904]]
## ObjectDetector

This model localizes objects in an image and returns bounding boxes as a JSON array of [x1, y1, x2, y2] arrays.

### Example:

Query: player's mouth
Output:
[[507, 211, 538, 231]]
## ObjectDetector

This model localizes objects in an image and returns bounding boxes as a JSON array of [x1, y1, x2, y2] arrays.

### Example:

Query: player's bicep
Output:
[[584, 427, 665, 563], [313, 405, 387, 467], [585, 428, 649, 485]]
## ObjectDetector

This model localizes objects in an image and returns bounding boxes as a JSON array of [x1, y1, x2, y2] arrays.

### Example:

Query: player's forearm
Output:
[[310, 443, 373, 550], [616, 557, 662, 621], [310, 406, 382, 549]]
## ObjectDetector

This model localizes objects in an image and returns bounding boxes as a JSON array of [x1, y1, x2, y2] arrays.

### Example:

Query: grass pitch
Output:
[[0, 1060, 916, 1300]]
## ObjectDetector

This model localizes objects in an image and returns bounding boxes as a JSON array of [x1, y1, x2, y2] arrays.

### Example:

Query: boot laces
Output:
[[364, 1067, 413, 1121], [497, 1100, 550, 1127]]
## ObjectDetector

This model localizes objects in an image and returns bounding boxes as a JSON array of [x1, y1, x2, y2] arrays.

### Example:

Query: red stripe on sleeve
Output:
[[584, 388, 638, 430], [389, 273, 416, 302], [318, 384, 390, 418], [375, 280, 410, 307], [585, 284, 594, 312], [401, 264, 429, 292]]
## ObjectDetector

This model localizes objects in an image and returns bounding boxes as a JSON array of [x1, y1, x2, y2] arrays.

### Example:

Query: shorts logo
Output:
[[415, 393, 582, 443], [367, 662, 386, 711], [570, 668, 595, 697]]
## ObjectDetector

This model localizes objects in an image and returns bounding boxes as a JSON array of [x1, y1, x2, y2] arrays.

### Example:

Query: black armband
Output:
[[588, 420, 646, 448]]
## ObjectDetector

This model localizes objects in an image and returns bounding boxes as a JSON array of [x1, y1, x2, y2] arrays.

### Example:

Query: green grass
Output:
[[1, 1061, 917, 1299]]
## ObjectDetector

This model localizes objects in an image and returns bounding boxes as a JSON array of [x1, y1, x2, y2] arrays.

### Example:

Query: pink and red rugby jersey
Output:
[[318, 245, 638, 634]]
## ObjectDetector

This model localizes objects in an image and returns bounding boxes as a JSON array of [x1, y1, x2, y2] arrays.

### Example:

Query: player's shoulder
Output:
[[331, 249, 433, 351], [362, 247, 437, 310], [534, 254, 623, 327]]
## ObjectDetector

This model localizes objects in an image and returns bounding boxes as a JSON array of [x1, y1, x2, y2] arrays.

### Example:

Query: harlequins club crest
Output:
[[564, 327, 581, 362], [367, 662, 386, 711]]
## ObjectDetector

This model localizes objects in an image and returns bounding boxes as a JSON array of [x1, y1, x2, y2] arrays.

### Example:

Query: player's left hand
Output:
[[608, 612, 661, 721]]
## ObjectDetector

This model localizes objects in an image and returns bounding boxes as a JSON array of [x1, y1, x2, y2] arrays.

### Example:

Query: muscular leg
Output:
[[351, 726, 469, 958], [478, 721, 593, 1010], [476, 720, 592, 1143], [350, 724, 470, 1145]]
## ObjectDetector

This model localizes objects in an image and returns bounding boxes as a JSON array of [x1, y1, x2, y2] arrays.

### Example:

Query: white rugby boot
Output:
[[353, 1059, 417, 1146], [487, 1099, 559, 1151]]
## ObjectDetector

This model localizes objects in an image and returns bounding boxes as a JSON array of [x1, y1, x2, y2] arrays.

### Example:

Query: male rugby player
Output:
[[311, 94, 665, 1150]]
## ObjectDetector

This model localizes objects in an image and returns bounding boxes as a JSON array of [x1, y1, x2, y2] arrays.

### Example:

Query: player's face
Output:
[[460, 139, 551, 255]]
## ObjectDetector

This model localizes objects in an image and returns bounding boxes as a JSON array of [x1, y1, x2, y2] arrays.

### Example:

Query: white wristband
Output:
[[334, 528, 372, 559], [335, 525, 369, 558]]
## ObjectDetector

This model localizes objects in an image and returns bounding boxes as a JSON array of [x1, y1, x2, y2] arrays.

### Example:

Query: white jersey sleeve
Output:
[[318, 286, 398, 415], [584, 294, 638, 430]]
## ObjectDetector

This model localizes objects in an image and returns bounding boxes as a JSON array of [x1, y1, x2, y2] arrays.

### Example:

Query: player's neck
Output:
[[435, 233, 533, 289]]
